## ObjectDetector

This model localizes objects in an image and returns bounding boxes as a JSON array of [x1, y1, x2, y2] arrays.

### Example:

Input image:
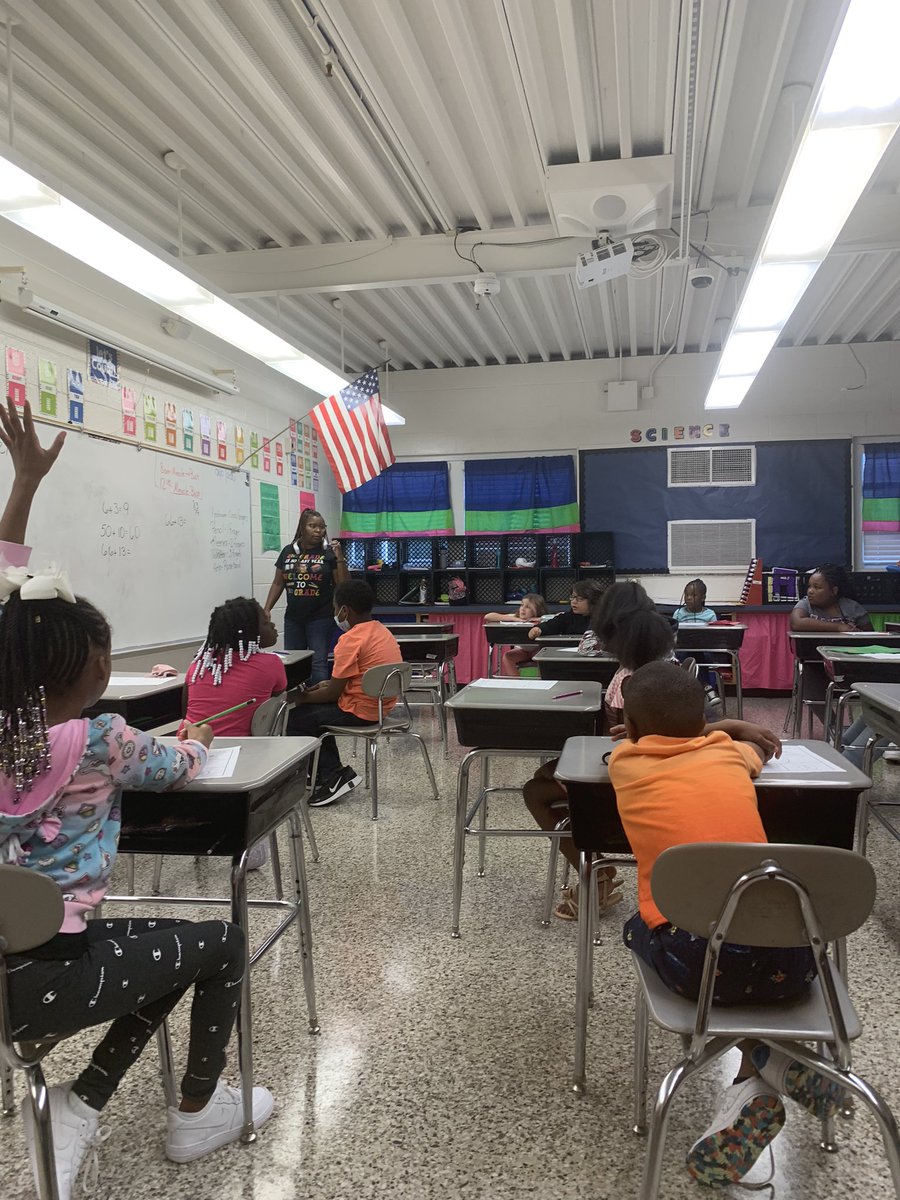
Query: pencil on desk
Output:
[[193, 698, 258, 724], [553, 690, 583, 700]]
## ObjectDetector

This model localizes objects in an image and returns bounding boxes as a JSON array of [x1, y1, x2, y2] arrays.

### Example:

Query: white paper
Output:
[[549, 646, 582, 653], [109, 675, 172, 686], [760, 745, 844, 775], [467, 678, 556, 690], [833, 652, 900, 661], [196, 746, 241, 780]]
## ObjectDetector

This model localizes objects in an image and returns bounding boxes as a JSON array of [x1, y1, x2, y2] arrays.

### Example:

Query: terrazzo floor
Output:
[[2, 696, 900, 1200]]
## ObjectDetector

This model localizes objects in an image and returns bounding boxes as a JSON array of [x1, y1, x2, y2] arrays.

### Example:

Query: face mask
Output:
[[334, 608, 350, 632]]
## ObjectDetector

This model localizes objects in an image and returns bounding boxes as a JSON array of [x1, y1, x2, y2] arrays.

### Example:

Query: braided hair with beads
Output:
[[191, 597, 263, 687], [0, 592, 111, 795]]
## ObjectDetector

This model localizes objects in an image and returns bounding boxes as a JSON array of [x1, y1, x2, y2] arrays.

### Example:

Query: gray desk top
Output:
[[446, 679, 602, 713], [534, 647, 617, 664], [155, 736, 320, 793], [534, 634, 583, 645], [274, 650, 314, 666], [855, 683, 900, 741], [555, 736, 871, 790], [676, 622, 747, 630], [789, 631, 900, 640], [393, 633, 459, 644], [102, 672, 185, 701], [819, 647, 900, 663]]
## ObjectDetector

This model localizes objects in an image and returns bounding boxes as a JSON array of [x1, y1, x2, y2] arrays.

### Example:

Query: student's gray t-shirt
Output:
[[792, 596, 870, 626]]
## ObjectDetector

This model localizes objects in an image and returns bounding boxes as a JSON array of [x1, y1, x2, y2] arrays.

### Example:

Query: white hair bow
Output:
[[0, 564, 75, 604]]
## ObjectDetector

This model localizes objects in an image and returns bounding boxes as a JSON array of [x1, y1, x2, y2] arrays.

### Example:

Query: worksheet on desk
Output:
[[760, 746, 844, 774], [467, 678, 556, 689], [196, 746, 241, 779], [111, 675, 172, 685]]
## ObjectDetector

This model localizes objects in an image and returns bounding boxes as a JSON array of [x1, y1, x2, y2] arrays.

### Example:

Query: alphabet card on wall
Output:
[[142, 393, 157, 443], [216, 418, 227, 462], [38, 358, 57, 417], [67, 369, 84, 425], [164, 400, 177, 448], [199, 414, 211, 457], [182, 408, 194, 453], [121, 387, 137, 437], [234, 423, 244, 464], [275, 440, 284, 476], [249, 431, 259, 469], [5, 344, 26, 408]]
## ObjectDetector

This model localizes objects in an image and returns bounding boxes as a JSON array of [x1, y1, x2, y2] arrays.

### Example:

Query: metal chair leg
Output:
[[287, 809, 320, 1034], [572, 849, 594, 1094], [407, 730, 439, 800], [477, 757, 489, 877], [269, 831, 283, 902], [542, 836, 561, 927], [369, 738, 379, 820], [125, 853, 135, 896], [25, 1066, 59, 1200], [151, 855, 163, 896], [298, 794, 320, 862], [633, 985, 650, 1135], [230, 851, 256, 1144], [1, 1062, 14, 1116], [155, 1018, 178, 1108]]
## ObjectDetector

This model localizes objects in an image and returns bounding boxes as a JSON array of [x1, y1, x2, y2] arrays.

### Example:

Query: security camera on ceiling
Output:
[[575, 238, 634, 289], [689, 267, 716, 289]]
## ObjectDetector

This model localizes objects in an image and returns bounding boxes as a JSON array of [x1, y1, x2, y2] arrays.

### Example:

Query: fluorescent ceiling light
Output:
[[705, 0, 900, 411], [0, 153, 354, 400], [717, 330, 780, 378], [733, 264, 818, 332], [705, 376, 755, 410]]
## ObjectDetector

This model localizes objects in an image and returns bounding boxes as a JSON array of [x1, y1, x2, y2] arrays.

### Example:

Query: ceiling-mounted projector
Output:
[[575, 238, 634, 289]]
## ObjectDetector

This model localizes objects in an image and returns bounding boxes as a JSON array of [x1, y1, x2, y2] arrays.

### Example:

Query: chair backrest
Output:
[[0, 866, 64, 955], [679, 657, 698, 678], [250, 692, 288, 736], [651, 842, 876, 947], [361, 662, 412, 699]]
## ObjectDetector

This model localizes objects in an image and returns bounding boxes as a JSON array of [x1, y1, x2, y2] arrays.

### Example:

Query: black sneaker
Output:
[[308, 766, 361, 807]]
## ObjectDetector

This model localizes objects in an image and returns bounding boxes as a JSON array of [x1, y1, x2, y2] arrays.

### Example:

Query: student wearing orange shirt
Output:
[[287, 579, 400, 806], [611, 661, 843, 1189]]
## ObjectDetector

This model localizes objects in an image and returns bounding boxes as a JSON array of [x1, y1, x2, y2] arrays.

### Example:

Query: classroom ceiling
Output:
[[1, 0, 899, 376]]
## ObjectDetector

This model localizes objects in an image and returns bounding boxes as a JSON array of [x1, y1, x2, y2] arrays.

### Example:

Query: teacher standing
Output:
[[264, 507, 349, 683]]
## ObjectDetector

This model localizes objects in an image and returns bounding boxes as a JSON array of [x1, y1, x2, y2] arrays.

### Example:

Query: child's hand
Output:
[[0, 399, 66, 486], [609, 723, 627, 741], [180, 722, 214, 749], [528, 625, 542, 640]]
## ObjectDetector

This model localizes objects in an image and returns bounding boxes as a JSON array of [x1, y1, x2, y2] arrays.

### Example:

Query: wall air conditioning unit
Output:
[[668, 519, 756, 572], [668, 446, 755, 487]]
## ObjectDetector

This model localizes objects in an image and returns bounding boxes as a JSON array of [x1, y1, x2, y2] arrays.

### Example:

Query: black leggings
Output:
[[7, 917, 245, 1110]]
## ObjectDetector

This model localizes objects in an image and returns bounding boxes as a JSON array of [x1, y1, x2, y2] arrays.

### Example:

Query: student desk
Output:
[[277, 649, 314, 690], [89, 673, 186, 729], [382, 620, 454, 635], [483, 621, 540, 677], [445, 680, 603, 937], [111, 735, 320, 1140], [855, 683, 900, 849], [395, 633, 460, 745], [555, 735, 872, 1092], [788, 632, 900, 737], [819, 647, 900, 746], [534, 647, 620, 686], [675, 623, 746, 718]]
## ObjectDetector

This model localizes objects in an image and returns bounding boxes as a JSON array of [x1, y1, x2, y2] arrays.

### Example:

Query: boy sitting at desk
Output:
[[611, 661, 844, 1189], [288, 580, 401, 806]]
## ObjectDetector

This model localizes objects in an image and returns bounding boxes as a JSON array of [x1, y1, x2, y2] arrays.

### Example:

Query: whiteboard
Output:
[[0, 429, 253, 651]]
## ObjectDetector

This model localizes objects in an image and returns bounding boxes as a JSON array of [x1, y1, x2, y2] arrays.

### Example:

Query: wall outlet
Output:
[[642, 385, 655, 401]]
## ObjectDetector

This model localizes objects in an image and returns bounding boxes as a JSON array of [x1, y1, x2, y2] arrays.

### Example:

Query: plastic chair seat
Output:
[[322, 715, 410, 738], [633, 954, 862, 1042]]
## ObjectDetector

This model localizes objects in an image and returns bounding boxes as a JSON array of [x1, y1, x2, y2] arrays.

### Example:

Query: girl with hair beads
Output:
[[0, 427, 274, 1198], [184, 597, 287, 736]]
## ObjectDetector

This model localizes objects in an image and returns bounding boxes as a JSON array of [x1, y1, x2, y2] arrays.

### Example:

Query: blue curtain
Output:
[[862, 442, 900, 531], [464, 455, 579, 532], [341, 460, 453, 536]]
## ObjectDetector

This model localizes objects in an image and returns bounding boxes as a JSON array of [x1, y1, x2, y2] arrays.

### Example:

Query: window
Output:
[[668, 519, 756, 572], [861, 443, 900, 566], [668, 446, 755, 487]]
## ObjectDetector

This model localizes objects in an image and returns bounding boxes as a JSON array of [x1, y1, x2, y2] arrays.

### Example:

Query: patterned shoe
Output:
[[751, 1045, 846, 1119], [686, 1078, 785, 1187]]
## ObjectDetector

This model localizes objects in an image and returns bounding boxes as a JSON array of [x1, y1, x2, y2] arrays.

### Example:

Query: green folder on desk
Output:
[[833, 645, 900, 655]]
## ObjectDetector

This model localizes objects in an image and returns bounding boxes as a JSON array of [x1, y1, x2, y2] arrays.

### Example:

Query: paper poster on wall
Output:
[[67, 369, 84, 426], [259, 482, 281, 552], [182, 408, 194, 453], [165, 427, 176, 447], [121, 387, 136, 437], [39, 390, 57, 417], [249, 431, 259, 468], [5, 347, 25, 380], [6, 380, 25, 408], [299, 489, 315, 514], [290, 453, 298, 486], [142, 393, 157, 423], [276, 459, 284, 477], [234, 424, 244, 463], [38, 359, 57, 391], [199, 414, 211, 457], [289, 419, 297, 454], [144, 420, 157, 443], [89, 340, 118, 386], [262, 451, 271, 473]]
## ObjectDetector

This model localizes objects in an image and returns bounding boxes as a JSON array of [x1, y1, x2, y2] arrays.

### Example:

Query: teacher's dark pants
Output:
[[284, 614, 334, 683]]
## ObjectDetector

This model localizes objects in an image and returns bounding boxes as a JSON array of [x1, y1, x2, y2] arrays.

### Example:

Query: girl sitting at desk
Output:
[[790, 564, 871, 633], [484, 592, 547, 676]]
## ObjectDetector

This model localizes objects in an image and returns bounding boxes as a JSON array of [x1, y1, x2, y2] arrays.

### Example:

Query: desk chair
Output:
[[630, 843, 900, 1200], [0, 866, 176, 1199], [322, 663, 439, 819]]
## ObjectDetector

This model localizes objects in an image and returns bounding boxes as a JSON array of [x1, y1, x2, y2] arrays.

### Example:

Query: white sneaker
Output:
[[883, 743, 900, 763], [686, 1077, 784, 1186], [21, 1083, 108, 1200], [166, 1081, 275, 1163]]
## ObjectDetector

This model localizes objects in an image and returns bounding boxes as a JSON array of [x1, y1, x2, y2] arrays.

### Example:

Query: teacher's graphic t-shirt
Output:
[[276, 542, 339, 621]]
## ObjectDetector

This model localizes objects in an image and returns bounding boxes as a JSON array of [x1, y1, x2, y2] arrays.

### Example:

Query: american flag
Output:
[[309, 369, 395, 494]]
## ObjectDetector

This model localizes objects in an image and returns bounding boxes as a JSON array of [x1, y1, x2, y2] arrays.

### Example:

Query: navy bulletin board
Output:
[[580, 440, 851, 573]]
